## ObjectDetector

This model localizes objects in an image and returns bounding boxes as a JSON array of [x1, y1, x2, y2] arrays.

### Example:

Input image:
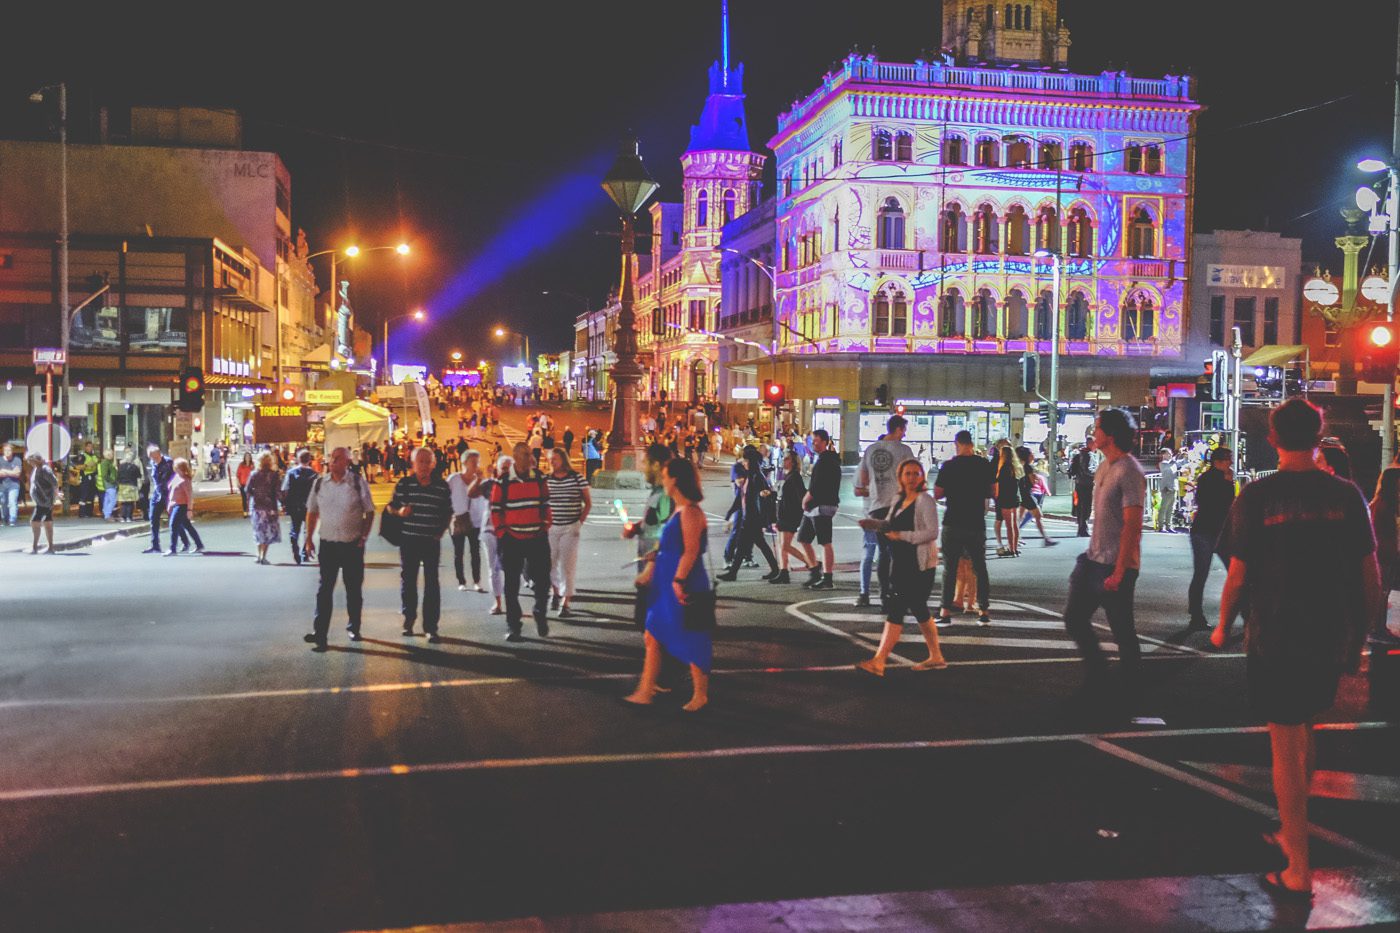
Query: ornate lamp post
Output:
[[596, 138, 659, 485]]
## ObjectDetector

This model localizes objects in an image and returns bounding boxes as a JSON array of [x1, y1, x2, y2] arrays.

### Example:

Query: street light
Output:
[[1359, 156, 1399, 465], [383, 309, 426, 381], [450, 350, 463, 363], [493, 326, 530, 366], [305, 243, 412, 382], [30, 83, 68, 449], [1034, 247, 1063, 495], [598, 137, 660, 477]]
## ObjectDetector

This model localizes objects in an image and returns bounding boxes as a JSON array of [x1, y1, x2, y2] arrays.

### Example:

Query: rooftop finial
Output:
[[721, 0, 730, 88]]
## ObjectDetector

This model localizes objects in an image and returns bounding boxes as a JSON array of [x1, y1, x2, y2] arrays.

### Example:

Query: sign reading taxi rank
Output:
[[254, 403, 306, 443]]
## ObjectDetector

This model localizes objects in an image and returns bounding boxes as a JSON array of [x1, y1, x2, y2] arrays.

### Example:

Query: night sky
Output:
[[0, 1, 1395, 362]]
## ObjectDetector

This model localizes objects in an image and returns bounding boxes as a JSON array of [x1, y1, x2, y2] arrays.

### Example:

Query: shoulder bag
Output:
[[681, 522, 719, 632], [379, 482, 404, 546]]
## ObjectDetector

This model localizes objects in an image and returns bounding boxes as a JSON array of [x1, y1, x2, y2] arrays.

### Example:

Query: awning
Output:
[[1242, 345, 1308, 367], [301, 344, 333, 365], [214, 288, 275, 314]]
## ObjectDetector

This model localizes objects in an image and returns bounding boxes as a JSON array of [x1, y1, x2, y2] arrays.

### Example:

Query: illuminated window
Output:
[[1005, 205, 1030, 255], [1125, 144, 1144, 174], [940, 203, 967, 252], [976, 136, 999, 167], [1066, 207, 1092, 257], [943, 134, 967, 166], [894, 131, 914, 162], [940, 289, 966, 337], [1069, 142, 1094, 172], [696, 190, 708, 227], [1066, 290, 1090, 339], [1144, 145, 1163, 175], [1006, 138, 1031, 168], [1034, 289, 1053, 339], [872, 283, 908, 336], [877, 198, 906, 249], [1122, 292, 1156, 340], [1005, 288, 1029, 338], [873, 128, 893, 161], [1128, 206, 1156, 258], [1038, 140, 1063, 170], [723, 189, 736, 224], [973, 288, 997, 338], [974, 204, 999, 254], [1035, 205, 1060, 253]]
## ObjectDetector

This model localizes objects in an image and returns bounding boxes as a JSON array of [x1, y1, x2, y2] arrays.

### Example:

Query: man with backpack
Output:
[[281, 449, 320, 565]]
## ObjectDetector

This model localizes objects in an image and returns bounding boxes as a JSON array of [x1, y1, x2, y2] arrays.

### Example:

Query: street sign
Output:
[[174, 412, 194, 436], [26, 421, 72, 461], [254, 403, 307, 443], [305, 389, 344, 405], [33, 347, 65, 372]]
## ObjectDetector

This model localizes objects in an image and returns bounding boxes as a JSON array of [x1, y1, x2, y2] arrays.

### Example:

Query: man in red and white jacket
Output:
[[490, 441, 552, 641]]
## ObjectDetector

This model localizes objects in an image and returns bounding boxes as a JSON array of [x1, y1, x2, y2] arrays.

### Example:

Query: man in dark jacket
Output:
[[1069, 439, 1097, 537], [142, 444, 175, 553], [1186, 446, 1236, 630], [282, 449, 320, 565]]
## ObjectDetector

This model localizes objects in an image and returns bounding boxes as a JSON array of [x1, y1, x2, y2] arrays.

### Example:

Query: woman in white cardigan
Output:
[[856, 458, 948, 676]]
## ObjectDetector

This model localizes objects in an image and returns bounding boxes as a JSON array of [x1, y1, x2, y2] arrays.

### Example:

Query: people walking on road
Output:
[[1186, 447, 1236, 631], [471, 456, 512, 615], [1069, 440, 1096, 537], [166, 458, 204, 555], [993, 443, 1023, 557], [27, 453, 59, 554], [236, 453, 254, 516], [1062, 408, 1146, 706], [97, 450, 118, 522], [448, 450, 488, 592], [246, 452, 283, 565], [1155, 449, 1178, 532], [1211, 398, 1379, 899], [388, 447, 454, 641], [855, 416, 915, 607], [1366, 461, 1400, 646], [934, 430, 995, 626], [625, 458, 712, 712], [490, 442, 553, 641], [1016, 446, 1056, 545], [142, 444, 176, 554], [583, 431, 602, 483], [856, 459, 947, 676], [282, 449, 319, 565], [116, 453, 141, 522], [717, 446, 779, 581], [546, 447, 590, 618], [0, 442, 21, 526], [771, 450, 812, 584], [303, 446, 376, 649], [799, 428, 842, 590]]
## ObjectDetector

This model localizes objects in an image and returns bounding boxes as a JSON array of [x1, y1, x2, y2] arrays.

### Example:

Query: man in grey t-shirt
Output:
[[1064, 408, 1146, 705], [855, 415, 915, 607]]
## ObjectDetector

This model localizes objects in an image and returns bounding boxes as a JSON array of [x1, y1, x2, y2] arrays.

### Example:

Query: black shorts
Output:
[[31, 506, 53, 523], [1247, 653, 1343, 725], [798, 513, 833, 546]]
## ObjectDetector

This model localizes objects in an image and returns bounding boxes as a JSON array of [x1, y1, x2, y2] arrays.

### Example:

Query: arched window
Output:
[[1128, 206, 1156, 258], [1066, 290, 1090, 340], [894, 131, 914, 162], [1038, 140, 1063, 170], [1125, 144, 1144, 174], [1035, 205, 1059, 253], [873, 128, 893, 161], [1066, 207, 1092, 257], [973, 288, 997, 338], [975, 136, 1000, 167], [783, 172, 793, 196], [833, 207, 841, 251], [973, 203, 1000, 254], [1144, 144, 1163, 175], [1005, 205, 1030, 255], [1123, 291, 1155, 341], [1006, 138, 1031, 168], [940, 203, 967, 253], [985, 4, 994, 29], [873, 283, 909, 336], [1034, 289, 1053, 340], [1069, 142, 1094, 172], [723, 189, 736, 224], [1023, 4, 1033, 28], [832, 136, 843, 167], [1006, 4, 1015, 28], [940, 289, 966, 337], [1005, 288, 1028, 338], [943, 134, 967, 166], [877, 197, 906, 249], [696, 189, 708, 227]]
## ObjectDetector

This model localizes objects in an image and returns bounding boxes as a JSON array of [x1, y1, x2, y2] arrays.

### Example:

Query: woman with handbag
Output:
[[771, 450, 814, 584], [625, 458, 713, 713], [856, 458, 948, 676], [246, 452, 283, 565]]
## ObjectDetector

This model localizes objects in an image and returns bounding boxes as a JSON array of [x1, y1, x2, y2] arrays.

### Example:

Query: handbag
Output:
[[379, 504, 404, 546], [681, 533, 719, 632]]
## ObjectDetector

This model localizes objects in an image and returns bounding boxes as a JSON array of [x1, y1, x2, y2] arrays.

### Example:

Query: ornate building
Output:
[[751, 0, 1200, 459]]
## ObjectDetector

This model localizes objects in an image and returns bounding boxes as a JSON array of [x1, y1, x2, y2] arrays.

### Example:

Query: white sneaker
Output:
[[458, 583, 469, 591]]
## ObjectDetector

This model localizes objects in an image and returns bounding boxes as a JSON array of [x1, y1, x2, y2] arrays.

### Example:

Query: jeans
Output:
[[728, 520, 777, 573], [548, 522, 582, 599], [1063, 553, 1141, 679], [149, 500, 167, 549], [499, 533, 551, 631], [168, 504, 203, 551], [101, 487, 117, 520], [314, 540, 366, 637], [1156, 494, 1176, 532], [0, 485, 17, 524], [452, 523, 482, 585], [940, 526, 990, 612], [482, 528, 505, 596], [287, 507, 307, 559], [1187, 530, 1229, 620], [860, 528, 878, 594], [398, 537, 442, 633]]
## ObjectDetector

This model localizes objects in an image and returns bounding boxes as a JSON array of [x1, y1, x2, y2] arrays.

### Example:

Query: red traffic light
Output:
[[766, 383, 782, 398], [1371, 323, 1395, 347], [762, 379, 786, 406], [280, 387, 296, 403]]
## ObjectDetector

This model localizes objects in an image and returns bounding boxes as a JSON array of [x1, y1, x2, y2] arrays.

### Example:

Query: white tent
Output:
[[323, 399, 392, 451]]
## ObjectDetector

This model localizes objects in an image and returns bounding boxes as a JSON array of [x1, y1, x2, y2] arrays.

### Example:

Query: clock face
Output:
[[1362, 275, 1391, 304], [1303, 278, 1340, 307]]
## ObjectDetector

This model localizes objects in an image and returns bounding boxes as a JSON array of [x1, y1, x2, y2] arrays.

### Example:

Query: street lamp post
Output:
[[1034, 249, 1063, 495], [1360, 158, 1400, 466], [305, 243, 410, 386], [493, 327, 530, 367], [383, 309, 426, 381], [595, 138, 660, 484], [30, 83, 69, 434]]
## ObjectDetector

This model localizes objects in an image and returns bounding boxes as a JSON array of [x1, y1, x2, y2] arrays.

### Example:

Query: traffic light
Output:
[[763, 379, 786, 407], [177, 367, 205, 413], [1358, 321, 1400, 383], [279, 386, 298, 404], [1039, 401, 1065, 425], [1020, 352, 1039, 394], [874, 383, 889, 407], [1204, 350, 1228, 400]]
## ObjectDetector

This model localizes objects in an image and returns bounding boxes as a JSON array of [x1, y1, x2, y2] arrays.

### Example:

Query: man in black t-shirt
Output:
[[934, 430, 996, 625], [798, 429, 842, 590], [1185, 446, 1235, 630], [1213, 399, 1378, 898]]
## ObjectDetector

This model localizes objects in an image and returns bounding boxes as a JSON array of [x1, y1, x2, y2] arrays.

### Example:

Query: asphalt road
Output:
[[1, 406, 1397, 932]]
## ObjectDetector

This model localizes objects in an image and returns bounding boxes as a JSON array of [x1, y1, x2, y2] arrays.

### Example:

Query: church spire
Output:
[[720, 0, 730, 88], [687, 0, 749, 152]]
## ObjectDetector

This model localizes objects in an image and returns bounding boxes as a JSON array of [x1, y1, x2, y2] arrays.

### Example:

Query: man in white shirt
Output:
[[303, 446, 376, 650], [854, 415, 915, 607]]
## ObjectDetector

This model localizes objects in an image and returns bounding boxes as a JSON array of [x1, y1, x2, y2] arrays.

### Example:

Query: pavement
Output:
[[1, 403, 1398, 932]]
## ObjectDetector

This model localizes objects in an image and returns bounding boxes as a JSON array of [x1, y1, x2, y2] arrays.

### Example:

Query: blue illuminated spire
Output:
[[687, 0, 749, 152]]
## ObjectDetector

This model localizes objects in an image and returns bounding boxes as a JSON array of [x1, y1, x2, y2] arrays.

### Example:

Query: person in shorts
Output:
[[27, 453, 60, 554], [798, 429, 841, 590], [1213, 398, 1378, 899]]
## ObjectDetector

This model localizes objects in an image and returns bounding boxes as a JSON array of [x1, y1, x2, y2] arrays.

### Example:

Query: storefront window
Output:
[[123, 307, 188, 353]]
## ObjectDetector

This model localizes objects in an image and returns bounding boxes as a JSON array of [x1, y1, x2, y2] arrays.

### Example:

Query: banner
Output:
[[412, 381, 434, 436]]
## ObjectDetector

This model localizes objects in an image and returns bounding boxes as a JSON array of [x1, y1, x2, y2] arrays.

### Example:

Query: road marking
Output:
[[0, 722, 1388, 804], [786, 596, 914, 665], [1081, 736, 1400, 871], [1178, 761, 1400, 805]]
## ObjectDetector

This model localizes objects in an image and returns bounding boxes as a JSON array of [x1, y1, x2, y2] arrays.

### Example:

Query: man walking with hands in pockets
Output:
[[303, 447, 375, 650]]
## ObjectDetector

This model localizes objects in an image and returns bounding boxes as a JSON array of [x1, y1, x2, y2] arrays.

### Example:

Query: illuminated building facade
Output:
[[755, 0, 1201, 459]]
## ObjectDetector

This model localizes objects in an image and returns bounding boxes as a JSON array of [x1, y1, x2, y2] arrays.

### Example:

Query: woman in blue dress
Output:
[[625, 458, 712, 712]]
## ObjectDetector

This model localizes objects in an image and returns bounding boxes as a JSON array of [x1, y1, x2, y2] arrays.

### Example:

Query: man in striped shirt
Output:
[[546, 448, 591, 618], [491, 441, 552, 641], [388, 447, 454, 642]]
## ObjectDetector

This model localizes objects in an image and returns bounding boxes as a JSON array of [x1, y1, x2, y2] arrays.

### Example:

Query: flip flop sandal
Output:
[[1260, 871, 1313, 901]]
